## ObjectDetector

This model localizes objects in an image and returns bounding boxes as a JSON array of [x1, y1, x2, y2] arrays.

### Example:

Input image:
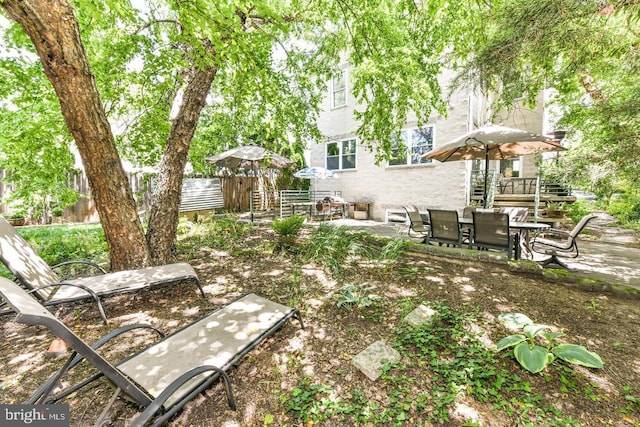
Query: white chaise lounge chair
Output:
[[0, 215, 204, 323], [0, 276, 303, 426]]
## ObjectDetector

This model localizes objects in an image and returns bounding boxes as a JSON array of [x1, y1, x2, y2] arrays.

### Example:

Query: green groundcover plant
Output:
[[496, 313, 604, 374]]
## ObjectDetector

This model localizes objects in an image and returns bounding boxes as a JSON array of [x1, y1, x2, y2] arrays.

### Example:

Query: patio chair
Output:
[[0, 276, 304, 427], [0, 215, 204, 324], [531, 213, 598, 268], [460, 207, 494, 243], [460, 207, 475, 244], [499, 207, 529, 252], [403, 205, 430, 242], [499, 207, 529, 222], [469, 211, 517, 259], [426, 209, 462, 247]]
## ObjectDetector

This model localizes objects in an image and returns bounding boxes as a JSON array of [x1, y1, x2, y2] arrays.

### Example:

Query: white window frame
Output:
[[388, 126, 435, 166], [326, 138, 356, 170], [331, 70, 347, 108], [500, 158, 521, 177]]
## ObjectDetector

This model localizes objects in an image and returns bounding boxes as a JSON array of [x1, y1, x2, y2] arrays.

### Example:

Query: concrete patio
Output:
[[321, 214, 640, 295]]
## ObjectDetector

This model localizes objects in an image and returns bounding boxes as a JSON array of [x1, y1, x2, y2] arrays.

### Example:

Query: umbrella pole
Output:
[[483, 148, 489, 208], [250, 162, 255, 222]]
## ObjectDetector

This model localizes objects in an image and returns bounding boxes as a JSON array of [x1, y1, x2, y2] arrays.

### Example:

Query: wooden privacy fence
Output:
[[1, 168, 286, 224], [220, 176, 252, 212], [0, 170, 109, 224], [219, 175, 285, 213]]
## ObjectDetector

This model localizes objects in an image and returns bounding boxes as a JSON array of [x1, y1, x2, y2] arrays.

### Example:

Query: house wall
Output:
[[309, 69, 547, 222]]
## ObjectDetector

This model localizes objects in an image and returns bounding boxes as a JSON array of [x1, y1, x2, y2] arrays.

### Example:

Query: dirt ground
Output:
[[1, 224, 639, 426]]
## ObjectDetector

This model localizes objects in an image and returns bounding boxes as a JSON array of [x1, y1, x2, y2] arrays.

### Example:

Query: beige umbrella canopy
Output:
[[206, 145, 293, 221], [423, 125, 565, 207], [205, 145, 294, 169]]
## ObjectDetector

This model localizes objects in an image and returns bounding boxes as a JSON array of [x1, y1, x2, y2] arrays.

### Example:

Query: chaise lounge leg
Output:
[[541, 255, 569, 269], [93, 387, 121, 427], [193, 279, 206, 299]]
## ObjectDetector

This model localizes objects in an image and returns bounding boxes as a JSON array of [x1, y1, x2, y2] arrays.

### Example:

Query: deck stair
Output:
[[470, 174, 576, 224]]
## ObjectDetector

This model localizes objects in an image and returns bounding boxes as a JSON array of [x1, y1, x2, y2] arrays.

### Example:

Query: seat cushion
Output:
[[51, 262, 198, 303], [117, 293, 295, 408]]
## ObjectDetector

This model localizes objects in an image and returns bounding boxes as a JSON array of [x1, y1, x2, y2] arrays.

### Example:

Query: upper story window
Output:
[[331, 71, 347, 108], [326, 139, 356, 170], [389, 126, 434, 166]]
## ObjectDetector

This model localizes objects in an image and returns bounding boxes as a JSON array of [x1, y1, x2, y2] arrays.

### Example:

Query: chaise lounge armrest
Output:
[[132, 365, 236, 427], [29, 323, 166, 405], [531, 228, 575, 250], [51, 260, 108, 275]]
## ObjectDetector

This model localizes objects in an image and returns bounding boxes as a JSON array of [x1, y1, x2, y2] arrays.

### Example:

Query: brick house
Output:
[[307, 67, 547, 222]]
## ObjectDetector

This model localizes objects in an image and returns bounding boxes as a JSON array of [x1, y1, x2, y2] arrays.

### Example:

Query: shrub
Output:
[[566, 200, 593, 223], [0, 224, 109, 280], [176, 214, 252, 252], [271, 214, 306, 249], [18, 223, 108, 266], [607, 191, 640, 225]]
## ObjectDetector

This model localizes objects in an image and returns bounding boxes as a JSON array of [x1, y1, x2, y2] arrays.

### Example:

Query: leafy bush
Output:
[[271, 214, 306, 248], [607, 190, 640, 226], [19, 223, 108, 266], [566, 200, 593, 224], [7, 208, 28, 220], [496, 313, 603, 373], [0, 223, 109, 280], [176, 215, 252, 252]]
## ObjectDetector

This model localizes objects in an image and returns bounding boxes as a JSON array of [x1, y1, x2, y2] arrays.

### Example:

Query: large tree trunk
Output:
[[2, 0, 151, 270], [146, 64, 218, 265]]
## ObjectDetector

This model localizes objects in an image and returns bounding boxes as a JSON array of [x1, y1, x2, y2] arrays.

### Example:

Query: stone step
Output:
[[352, 341, 400, 381]]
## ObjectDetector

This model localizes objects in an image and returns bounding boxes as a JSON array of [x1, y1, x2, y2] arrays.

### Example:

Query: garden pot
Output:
[[545, 210, 567, 219], [8, 218, 25, 226]]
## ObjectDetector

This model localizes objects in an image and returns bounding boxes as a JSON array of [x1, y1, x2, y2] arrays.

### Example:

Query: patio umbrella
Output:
[[206, 145, 293, 221], [293, 166, 338, 194], [205, 145, 294, 169], [293, 166, 337, 180], [422, 124, 565, 207]]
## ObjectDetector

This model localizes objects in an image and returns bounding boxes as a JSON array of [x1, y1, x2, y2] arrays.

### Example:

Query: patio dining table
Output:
[[458, 217, 550, 259], [291, 201, 349, 220]]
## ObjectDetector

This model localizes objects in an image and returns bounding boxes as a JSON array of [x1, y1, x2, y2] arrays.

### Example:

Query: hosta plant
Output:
[[496, 313, 604, 374], [335, 283, 381, 310]]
